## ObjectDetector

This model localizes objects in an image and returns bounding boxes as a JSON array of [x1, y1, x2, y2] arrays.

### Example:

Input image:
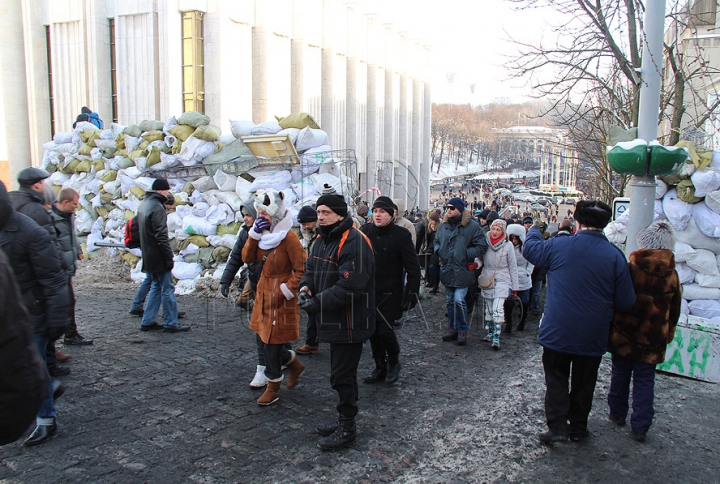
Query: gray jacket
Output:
[[434, 209, 487, 288], [51, 205, 82, 277]]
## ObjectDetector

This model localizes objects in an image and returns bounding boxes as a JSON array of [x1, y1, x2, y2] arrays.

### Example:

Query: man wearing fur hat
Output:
[[242, 189, 307, 406], [607, 220, 681, 442], [435, 197, 488, 346], [524, 200, 635, 444], [360, 196, 421, 385], [297, 189, 375, 451], [137, 179, 189, 333]]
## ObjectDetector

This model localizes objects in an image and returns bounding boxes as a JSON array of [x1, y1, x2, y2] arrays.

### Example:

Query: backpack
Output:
[[124, 216, 140, 249]]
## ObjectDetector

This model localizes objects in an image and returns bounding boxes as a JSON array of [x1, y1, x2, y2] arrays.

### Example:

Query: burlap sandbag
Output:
[[169, 124, 195, 142], [177, 111, 210, 128]]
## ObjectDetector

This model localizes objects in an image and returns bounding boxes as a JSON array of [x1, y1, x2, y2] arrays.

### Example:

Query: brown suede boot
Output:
[[257, 379, 282, 406], [55, 349, 71, 363], [285, 351, 306, 389]]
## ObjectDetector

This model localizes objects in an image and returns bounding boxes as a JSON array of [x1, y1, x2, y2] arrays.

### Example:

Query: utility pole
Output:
[[625, 0, 665, 255]]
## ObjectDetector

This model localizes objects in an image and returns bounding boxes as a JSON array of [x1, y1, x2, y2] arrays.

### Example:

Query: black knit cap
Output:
[[151, 178, 170, 191], [372, 196, 397, 217], [297, 205, 318, 223], [316, 184, 347, 216]]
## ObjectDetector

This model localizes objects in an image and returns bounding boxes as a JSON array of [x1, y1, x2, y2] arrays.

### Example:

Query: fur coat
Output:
[[608, 249, 682, 365]]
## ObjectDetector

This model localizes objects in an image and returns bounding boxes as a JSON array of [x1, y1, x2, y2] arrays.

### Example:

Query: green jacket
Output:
[[434, 208, 487, 288]]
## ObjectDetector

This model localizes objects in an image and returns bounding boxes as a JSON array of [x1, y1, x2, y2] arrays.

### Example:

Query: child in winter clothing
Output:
[[607, 220, 682, 442], [504, 224, 533, 333], [480, 219, 518, 349]]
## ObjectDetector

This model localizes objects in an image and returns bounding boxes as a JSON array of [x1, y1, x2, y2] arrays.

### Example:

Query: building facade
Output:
[[0, 0, 432, 208]]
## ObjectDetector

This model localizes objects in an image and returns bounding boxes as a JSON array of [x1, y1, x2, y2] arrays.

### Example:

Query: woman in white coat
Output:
[[480, 219, 519, 349], [504, 224, 534, 333]]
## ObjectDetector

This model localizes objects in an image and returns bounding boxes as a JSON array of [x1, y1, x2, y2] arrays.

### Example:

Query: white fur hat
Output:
[[254, 188, 287, 221], [506, 223, 526, 245], [636, 219, 675, 250]]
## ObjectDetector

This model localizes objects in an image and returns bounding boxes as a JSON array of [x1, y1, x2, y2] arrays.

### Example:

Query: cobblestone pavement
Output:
[[1, 281, 719, 483]]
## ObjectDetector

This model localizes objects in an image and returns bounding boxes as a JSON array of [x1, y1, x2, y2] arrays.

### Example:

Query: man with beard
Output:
[[360, 197, 420, 384], [297, 189, 375, 451], [294, 206, 322, 355]]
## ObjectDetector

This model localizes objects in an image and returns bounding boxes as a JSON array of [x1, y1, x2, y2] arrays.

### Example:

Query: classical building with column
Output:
[[0, 0, 432, 208]]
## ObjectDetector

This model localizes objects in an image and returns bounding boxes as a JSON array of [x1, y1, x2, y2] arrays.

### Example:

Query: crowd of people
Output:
[[1, 168, 681, 452]]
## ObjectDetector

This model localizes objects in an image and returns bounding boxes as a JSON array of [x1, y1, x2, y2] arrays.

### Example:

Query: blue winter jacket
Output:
[[87, 112, 103, 129], [524, 228, 636, 356]]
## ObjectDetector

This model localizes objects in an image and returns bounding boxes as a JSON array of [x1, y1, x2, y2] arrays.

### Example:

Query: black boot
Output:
[[317, 415, 356, 451], [429, 279, 439, 294], [316, 417, 340, 437], [363, 358, 387, 384], [517, 300, 528, 331], [386, 355, 401, 384], [503, 299, 514, 334]]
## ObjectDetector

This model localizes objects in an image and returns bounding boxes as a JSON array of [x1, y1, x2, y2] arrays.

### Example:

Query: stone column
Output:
[[252, 0, 268, 123], [410, 41, 422, 211], [291, 0, 304, 113], [345, 4, 357, 154], [420, 45, 432, 210], [383, 26, 394, 165], [320, 0, 333, 140], [364, 14, 378, 196], [395, 32, 408, 208]]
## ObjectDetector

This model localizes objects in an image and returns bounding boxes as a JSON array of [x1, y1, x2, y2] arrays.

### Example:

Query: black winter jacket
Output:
[[434, 209, 488, 288], [9, 187, 57, 241], [220, 224, 254, 286], [299, 216, 376, 344], [361, 222, 421, 323], [0, 212, 69, 335], [51, 205, 82, 277], [137, 192, 174, 273], [0, 248, 48, 445]]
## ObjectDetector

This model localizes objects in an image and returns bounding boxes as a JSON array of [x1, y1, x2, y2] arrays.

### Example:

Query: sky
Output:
[[356, 0, 562, 105]]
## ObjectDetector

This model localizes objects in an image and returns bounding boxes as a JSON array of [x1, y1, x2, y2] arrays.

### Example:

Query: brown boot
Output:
[[295, 344, 319, 355], [257, 378, 282, 406], [285, 351, 306, 389], [55, 349, 71, 363]]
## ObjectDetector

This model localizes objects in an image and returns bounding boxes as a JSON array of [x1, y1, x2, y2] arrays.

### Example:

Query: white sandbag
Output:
[[178, 135, 215, 165], [682, 284, 720, 300], [705, 189, 720, 214], [690, 168, 720, 197], [654, 200, 666, 220], [603, 221, 627, 245], [201, 189, 220, 206], [43, 140, 57, 152], [696, 272, 720, 288], [52, 143, 79, 155], [207, 234, 237, 249], [293, 194, 320, 212], [676, 263, 696, 284], [49, 172, 71, 185], [175, 205, 193, 218], [230, 120, 255, 138], [295, 127, 330, 152], [655, 178, 668, 200], [106, 208, 125, 222], [311, 172, 342, 195], [76, 210, 94, 233], [163, 116, 178, 134], [662, 188, 693, 231], [205, 204, 234, 226], [179, 243, 199, 256], [250, 121, 282, 135], [218, 134, 236, 144], [124, 135, 140, 153], [182, 215, 218, 236], [86, 233, 103, 252], [167, 212, 183, 232], [134, 177, 156, 191], [685, 248, 720, 276], [193, 176, 218, 192], [213, 170, 237, 192], [680, 161, 696, 177], [214, 191, 243, 212], [688, 299, 720, 319], [172, 261, 202, 280], [615, 208, 630, 226], [191, 202, 211, 217], [281, 187, 298, 206], [123, 166, 142, 179], [277, 128, 301, 145], [692, 201, 720, 238], [53, 132, 73, 145], [93, 139, 116, 150], [319, 161, 342, 178], [681, 299, 690, 315], [712, 149, 720, 170], [235, 177, 253, 201], [189, 189, 206, 205], [110, 123, 127, 139], [291, 178, 319, 199], [250, 170, 293, 191], [677, 218, 720, 255], [674, 241, 695, 262]]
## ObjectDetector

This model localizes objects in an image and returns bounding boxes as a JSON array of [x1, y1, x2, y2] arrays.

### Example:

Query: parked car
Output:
[[530, 203, 544, 210], [565, 197, 577, 205], [536, 198, 550, 206]]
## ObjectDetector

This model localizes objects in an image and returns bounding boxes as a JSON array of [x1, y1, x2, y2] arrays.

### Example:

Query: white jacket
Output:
[[513, 244, 534, 291]]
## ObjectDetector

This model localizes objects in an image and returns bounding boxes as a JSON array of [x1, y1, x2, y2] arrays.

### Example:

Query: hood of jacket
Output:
[[442, 207, 471, 226], [629, 248, 676, 278], [241, 198, 257, 220], [487, 231, 508, 251]]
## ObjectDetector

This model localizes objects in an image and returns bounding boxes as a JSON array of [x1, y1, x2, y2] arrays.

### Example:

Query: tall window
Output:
[[181, 11, 204, 113], [45, 26, 55, 137], [109, 19, 118, 123]]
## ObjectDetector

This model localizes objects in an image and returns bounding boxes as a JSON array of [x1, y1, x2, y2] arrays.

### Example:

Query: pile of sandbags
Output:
[[41, 112, 355, 294], [604, 146, 720, 323]]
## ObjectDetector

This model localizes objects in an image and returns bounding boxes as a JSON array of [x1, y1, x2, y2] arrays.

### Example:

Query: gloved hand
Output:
[[530, 223, 541, 233], [253, 217, 271, 234], [220, 284, 230, 298], [46, 325, 65, 342], [401, 296, 417, 312], [467, 262, 479, 271], [298, 292, 320, 314], [512, 290, 518, 299]]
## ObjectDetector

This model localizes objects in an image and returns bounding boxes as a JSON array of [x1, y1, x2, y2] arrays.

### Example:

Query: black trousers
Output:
[[542, 347, 602, 436], [256, 334, 292, 380], [330, 342, 364, 418], [64, 278, 78, 337], [369, 316, 400, 364]]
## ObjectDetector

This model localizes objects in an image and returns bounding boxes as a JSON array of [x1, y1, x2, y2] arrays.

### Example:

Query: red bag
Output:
[[124, 217, 140, 249]]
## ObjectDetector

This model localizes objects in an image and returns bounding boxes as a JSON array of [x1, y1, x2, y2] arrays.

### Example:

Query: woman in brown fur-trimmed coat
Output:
[[607, 220, 682, 442]]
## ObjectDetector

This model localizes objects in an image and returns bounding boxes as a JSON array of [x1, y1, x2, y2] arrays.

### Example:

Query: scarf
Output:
[[489, 232, 505, 247], [258, 211, 293, 250]]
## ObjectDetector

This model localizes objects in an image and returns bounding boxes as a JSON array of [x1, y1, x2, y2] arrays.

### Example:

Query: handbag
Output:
[[478, 272, 495, 289]]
